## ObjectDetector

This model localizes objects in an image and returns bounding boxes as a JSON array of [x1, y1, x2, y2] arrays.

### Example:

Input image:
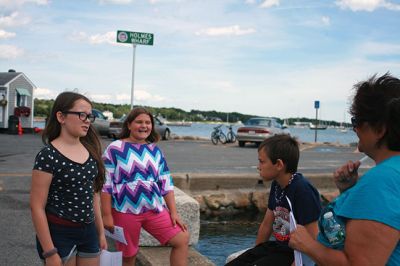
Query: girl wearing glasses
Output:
[[289, 73, 400, 265], [101, 107, 189, 266], [30, 91, 107, 266]]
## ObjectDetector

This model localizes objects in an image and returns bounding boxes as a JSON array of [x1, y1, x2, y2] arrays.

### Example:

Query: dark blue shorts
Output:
[[36, 222, 100, 262]]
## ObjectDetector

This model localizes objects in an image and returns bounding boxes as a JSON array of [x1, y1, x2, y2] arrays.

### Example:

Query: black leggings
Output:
[[225, 241, 294, 266]]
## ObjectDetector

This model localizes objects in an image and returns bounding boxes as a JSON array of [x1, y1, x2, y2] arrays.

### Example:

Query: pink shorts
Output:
[[112, 209, 183, 257]]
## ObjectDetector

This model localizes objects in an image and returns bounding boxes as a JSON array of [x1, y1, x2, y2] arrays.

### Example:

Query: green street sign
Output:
[[116, 30, 154, 45]]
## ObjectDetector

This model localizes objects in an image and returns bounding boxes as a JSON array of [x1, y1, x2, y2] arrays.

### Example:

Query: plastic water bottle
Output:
[[322, 211, 345, 247]]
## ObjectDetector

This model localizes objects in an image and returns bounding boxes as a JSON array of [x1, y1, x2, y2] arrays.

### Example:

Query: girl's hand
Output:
[[289, 224, 314, 254], [170, 212, 187, 232], [99, 233, 108, 250], [102, 214, 115, 233], [44, 253, 62, 266], [333, 160, 361, 193]]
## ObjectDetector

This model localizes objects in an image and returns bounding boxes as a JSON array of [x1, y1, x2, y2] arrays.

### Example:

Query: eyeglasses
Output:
[[63, 111, 96, 123], [350, 116, 365, 128]]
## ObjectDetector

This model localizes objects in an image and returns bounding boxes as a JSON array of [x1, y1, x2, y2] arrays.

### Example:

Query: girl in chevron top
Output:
[[101, 107, 189, 266]]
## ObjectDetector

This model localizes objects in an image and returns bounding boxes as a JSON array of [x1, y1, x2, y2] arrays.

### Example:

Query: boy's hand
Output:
[[333, 160, 361, 193]]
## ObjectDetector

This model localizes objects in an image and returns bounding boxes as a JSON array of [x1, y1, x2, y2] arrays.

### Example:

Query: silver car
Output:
[[91, 109, 111, 137], [109, 115, 171, 140], [236, 117, 284, 147]]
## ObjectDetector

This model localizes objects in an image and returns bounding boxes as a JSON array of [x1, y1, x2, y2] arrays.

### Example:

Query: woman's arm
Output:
[[164, 191, 187, 231], [290, 219, 399, 266], [30, 169, 62, 265], [255, 209, 274, 245], [94, 192, 107, 250]]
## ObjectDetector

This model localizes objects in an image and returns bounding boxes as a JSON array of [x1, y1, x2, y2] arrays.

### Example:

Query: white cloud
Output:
[[135, 89, 165, 102], [116, 94, 130, 101], [98, 0, 132, 4], [299, 16, 331, 28], [0, 29, 16, 39], [0, 12, 30, 28], [260, 0, 280, 8], [215, 81, 240, 93], [0, 0, 48, 8], [91, 90, 165, 104], [321, 16, 331, 26], [34, 87, 58, 99], [0, 44, 24, 59], [69, 31, 119, 45], [196, 25, 256, 37], [89, 94, 112, 102], [360, 41, 400, 55], [336, 0, 400, 12]]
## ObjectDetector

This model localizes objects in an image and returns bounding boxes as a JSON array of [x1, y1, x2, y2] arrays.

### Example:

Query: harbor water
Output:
[[169, 122, 358, 145], [34, 121, 358, 145]]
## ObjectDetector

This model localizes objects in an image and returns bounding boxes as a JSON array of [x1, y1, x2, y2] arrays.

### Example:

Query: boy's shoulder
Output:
[[290, 173, 319, 193]]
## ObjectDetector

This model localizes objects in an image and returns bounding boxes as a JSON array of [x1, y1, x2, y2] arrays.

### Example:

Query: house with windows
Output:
[[0, 69, 36, 132]]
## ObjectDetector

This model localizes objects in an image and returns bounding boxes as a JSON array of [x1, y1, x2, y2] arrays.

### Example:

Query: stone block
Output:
[[252, 191, 268, 212], [139, 187, 200, 246]]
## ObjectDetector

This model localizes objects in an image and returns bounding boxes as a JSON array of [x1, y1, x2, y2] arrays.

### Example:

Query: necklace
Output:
[[274, 173, 297, 203]]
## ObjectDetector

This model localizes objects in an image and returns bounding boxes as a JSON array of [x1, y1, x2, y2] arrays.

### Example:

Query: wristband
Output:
[[42, 247, 58, 258]]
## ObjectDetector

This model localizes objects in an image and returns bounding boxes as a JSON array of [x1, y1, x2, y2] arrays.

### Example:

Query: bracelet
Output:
[[42, 247, 58, 258]]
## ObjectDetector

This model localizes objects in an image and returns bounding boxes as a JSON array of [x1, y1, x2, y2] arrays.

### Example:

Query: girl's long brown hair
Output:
[[42, 91, 105, 192]]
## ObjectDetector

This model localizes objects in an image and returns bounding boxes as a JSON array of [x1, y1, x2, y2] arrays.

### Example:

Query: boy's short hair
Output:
[[258, 134, 299, 174]]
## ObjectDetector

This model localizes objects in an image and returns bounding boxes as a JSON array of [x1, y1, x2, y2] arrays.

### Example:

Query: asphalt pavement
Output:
[[0, 133, 373, 266]]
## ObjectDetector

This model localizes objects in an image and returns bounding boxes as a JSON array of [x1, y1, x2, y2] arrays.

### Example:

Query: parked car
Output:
[[109, 115, 171, 140], [91, 109, 111, 137], [236, 117, 284, 147]]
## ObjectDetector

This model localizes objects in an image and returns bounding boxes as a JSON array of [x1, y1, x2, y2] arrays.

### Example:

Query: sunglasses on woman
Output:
[[350, 116, 366, 128]]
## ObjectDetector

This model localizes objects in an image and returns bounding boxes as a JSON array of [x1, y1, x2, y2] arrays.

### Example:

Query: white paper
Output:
[[105, 226, 127, 245], [286, 196, 303, 266], [100, 250, 122, 266], [286, 196, 316, 266]]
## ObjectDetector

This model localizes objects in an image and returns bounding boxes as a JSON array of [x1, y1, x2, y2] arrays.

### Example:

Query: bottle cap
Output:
[[323, 211, 333, 219]]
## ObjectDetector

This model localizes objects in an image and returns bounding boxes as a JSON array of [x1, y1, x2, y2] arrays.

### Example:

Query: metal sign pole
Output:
[[130, 44, 137, 110], [314, 100, 320, 142], [116, 30, 153, 109], [314, 108, 318, 142]]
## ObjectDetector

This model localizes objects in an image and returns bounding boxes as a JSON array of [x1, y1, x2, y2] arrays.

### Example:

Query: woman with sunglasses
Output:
[[289, 73, 400, 265], [30, 91, 107, 266]]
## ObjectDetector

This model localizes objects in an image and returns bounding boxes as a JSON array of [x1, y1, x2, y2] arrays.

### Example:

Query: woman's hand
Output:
[[333, 160, 361, 193], [289, 224, 315, 254], [170, 212, 187, 232], [102, 214, 115, 233]]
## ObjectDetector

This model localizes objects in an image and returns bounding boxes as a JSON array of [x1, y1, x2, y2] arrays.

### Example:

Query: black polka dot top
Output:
[[33, 144, 98, 224]]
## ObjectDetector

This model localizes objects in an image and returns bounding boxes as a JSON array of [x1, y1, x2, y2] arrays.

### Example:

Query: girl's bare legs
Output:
[[76, 256, 99, 266], [123, 256, 136, 266], [168, 231, 190, 266]]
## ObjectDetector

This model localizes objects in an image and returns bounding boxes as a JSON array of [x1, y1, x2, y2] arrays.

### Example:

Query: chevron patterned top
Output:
[[102, 140, 174, 214]]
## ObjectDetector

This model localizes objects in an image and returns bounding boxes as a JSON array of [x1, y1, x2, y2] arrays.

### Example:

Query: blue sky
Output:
[[1, 0, 400, 122]]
